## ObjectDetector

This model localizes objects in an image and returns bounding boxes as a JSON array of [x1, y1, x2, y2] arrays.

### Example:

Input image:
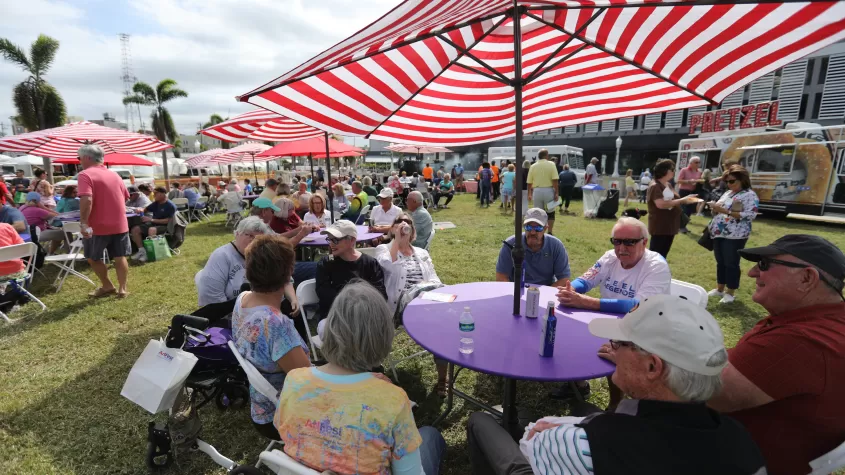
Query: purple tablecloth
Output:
[[404, 282, 618, 382], [298, 225, 382, 247], [57, 210, 141, 222]]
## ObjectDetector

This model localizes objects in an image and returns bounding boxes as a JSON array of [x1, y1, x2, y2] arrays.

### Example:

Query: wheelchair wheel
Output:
[[145, 440, 173, 471], [228, 465, 264, 475], [215, 383, 248, 411]]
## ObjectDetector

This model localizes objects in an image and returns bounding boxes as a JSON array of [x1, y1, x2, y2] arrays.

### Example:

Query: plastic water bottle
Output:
[[459, 306, 475, 354]]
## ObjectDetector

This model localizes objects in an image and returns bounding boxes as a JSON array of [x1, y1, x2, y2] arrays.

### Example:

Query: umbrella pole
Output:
[[511, 0, 525, 317], [309, 153, 315, 190], [324, 132, 334, 224], [252, 153, 258, 184]]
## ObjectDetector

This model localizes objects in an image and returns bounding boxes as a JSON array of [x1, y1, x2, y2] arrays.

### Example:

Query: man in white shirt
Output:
[[259, 178, 279, 200], [369, 188, 402, 234], [585, 156, 599, 185], [552, 216, 671, 402], [467, 296, 765, 475]]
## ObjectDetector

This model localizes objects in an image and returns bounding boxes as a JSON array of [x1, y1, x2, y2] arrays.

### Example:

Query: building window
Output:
[[811, 92, 823, 119], [818, 56, 829, 85], [799, 94, 809, 119], [805, 58, 815, 86]]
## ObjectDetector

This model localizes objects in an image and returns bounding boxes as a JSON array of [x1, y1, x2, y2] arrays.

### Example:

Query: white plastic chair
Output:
[[356, 205, 371, 225], [258, 450, 322, 475], [0, 242, 47, 323], [358, 247, 378, 258], [670, 279, 708, 308], [295, 279, 321, 360], [193, 196, 211, 222], [44, 222, 95, 292], [422, 227, 436, 251], [810, 440, 845, 475]]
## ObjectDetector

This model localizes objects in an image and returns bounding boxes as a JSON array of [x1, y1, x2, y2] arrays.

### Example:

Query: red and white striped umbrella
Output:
[[185, 148, 227, 167], [210, 142, 277, 164], [239, 0, 845, 146], [0, 121, 172, 159], [200, 109, 323, 143], [386, 144, 453, 154]]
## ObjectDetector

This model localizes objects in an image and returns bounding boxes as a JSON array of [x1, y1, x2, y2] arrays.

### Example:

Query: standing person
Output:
[[646, 159, 696, 259], [708, 235, 845, 475], [10, 169, 30, 195], [479, 162, 493, 208], [527, 149, 559, 235], [500, 164, 516, 212], [623, 169, 638, 208], [31, 168, 55, 209], [557, 164, 577, 214], [454, 162, 464, 192], [0, 176, 12, 206], [77, 144, 131, 298], [316, 166, 324, 184], [490, 160, 500, 202], [422, 162, 434, 185], [676, 156, 703, 232], [707, 165, 759, 304], [584, 157, 599, 185], [696, 168, 715, 216], [639, 168, 652, 204]]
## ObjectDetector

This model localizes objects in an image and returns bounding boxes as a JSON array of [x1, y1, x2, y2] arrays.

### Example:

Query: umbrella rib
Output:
[[364, 14, 511, 139], [529, 0, 820, 11], [523, 10, 718, 106], [436, 34, 511, 84], [522, 7, 605, 85], [454, 62, 511, 85]]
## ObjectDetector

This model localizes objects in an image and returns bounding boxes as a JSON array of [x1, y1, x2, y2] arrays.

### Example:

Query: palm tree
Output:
[[123, 79, 188, 184], [0, 34, 66, 132], [202, 113, 230, 149]]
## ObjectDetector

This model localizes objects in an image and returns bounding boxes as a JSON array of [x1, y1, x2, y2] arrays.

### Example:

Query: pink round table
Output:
[[298, 225, 383, 247], [404, 281, 619, 433]]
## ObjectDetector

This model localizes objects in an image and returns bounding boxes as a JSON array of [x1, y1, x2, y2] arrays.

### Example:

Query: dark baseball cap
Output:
[[127, 185, 139, 194], [739, 234, 845, 291]]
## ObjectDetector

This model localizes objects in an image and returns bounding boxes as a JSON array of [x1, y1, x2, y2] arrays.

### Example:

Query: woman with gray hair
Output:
[[194, 216, 297, 314], [275, 281, 446, 475]]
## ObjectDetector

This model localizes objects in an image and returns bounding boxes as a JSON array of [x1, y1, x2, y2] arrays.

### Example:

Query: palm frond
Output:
[[128, 82, 156, 104], [202, 113, 225, 129], [122, 95, 147, 106], [12, 81, 38, 130], [159, 87, 188, 104], [155, 79, 179, 102], [0, 38, 32, 72], [160, 107, 178, 143], [39, 82, 66, 128], [29, 34, 59, 77]]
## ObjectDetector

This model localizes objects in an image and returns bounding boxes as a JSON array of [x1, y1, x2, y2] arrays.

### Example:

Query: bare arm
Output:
[[276, 347, 311, 373], [551, 277, 570, 288], [11, 220, 25, 233], [79, 195, 93, 236], [707, 363, 774, 413], [653, 196, 692, 210], [552, 179, 559, 201], [495, 272, 510, 282]]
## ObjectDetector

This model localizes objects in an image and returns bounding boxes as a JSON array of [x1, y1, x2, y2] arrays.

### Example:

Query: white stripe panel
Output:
[[643, 113, 662, 129], [601, 119, 616, 132], [749, 72, 775, 104], [664, 109, 683, 128], [618, 117, 634, 131], [819, 54, 845, 120], [777, 59, 808, 122], [584, 122, 599, 133]]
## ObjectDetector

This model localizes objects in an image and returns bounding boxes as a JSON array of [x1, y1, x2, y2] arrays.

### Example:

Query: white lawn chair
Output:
[[258, 450, 323, 475], [193, 196, 212, 222], [172, 197, 190, 223], [357, 247, 378, 258], [0, 242, 47, 323], [44, 222, 95, 292], [355, 205, 371, 225], [422, 227, 436, 251], [670, 279, 708, 308], [295, 279, 321, 361], [810, 439, 845, 475]]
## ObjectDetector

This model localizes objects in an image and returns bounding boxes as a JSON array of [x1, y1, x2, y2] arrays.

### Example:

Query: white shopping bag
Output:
[[121, 338, 198, 414]]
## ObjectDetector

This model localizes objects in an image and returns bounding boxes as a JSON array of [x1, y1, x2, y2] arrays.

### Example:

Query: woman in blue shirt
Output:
[[501, 164, 516, 211], [55, 185, 80, 213], [434, 174, 455, 209]]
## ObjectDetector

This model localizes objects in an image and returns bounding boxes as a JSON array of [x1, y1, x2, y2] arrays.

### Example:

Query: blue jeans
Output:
[[480, 182, 492, 205], [419, 426, 446, 475], [292, 261, 317, 289], [713, 237, 747, 290]]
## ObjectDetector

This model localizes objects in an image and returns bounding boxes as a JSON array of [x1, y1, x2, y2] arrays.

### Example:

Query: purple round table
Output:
[[404, 282, 619, 432], [57, 210, 141, 222], [298, 225, 383, 247]]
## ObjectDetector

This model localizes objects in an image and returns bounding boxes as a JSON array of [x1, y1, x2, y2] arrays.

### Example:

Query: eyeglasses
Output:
[[725, 179, 738, 184], [326, 236, 345, 245], [610, 237, 644, 247], [524, 224, 544, 233], [757, 256, 844, 295], [394, 218, 413, 226], [610, 340, 637, 351]]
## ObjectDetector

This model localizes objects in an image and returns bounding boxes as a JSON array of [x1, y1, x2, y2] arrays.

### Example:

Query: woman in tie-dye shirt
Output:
[[231, 234, 310, 439], [275, 282, 446, 475]]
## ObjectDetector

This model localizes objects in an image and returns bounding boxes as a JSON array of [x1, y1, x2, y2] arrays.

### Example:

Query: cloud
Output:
[[0, 0, 393, 139]]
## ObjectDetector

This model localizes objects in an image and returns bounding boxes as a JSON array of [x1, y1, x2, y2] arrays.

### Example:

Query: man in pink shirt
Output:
[[77, 145, 131, 298], [676, 156, 703, 233]]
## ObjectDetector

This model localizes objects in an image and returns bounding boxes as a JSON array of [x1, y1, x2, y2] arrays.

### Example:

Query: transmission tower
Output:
[[119, 34, 144, 133]]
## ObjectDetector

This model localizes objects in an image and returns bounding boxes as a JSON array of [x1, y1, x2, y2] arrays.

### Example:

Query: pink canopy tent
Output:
[[238, 0, 845, 324]]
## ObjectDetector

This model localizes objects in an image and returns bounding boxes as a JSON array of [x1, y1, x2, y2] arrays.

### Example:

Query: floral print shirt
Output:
[[709, 189, 759, 240]]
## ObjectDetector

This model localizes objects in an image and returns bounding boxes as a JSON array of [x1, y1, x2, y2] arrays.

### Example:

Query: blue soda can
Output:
[[539, 301, 557, 357]]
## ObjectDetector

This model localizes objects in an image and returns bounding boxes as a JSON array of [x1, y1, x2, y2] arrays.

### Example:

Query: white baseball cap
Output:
[[588, 295, 728, 376], [378, 188, 394, 199], [320, 219, 358, 239], [524, 208, 548, 227]]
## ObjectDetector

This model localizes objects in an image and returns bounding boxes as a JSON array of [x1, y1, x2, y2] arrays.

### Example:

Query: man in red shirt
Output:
[[708, 234, 845, 475], [77, 144, 131, 298]]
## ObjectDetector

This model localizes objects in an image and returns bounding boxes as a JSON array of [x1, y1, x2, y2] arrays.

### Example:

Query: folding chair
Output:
[[44, 222, 95, 292], [295, 279, 321, 361], [0, 242, 47, 323], [171, 197, 190, 222], [192, 196, 212, 223], [670, 279, 708, 308], [354, 205, 371, 225], [357, 247, 378, 258], [422, 227, 436, 251]]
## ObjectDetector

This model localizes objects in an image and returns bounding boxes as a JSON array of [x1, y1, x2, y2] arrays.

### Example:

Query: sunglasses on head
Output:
[[610, 237, 644, 247], [524, 224, 544, 233]]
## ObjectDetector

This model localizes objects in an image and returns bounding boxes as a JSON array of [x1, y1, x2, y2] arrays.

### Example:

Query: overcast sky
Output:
[[0, 0, 395, 144]]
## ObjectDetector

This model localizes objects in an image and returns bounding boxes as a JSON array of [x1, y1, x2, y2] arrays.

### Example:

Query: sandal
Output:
[[117, 291, 130, 299], [88, 288, 116, 298]]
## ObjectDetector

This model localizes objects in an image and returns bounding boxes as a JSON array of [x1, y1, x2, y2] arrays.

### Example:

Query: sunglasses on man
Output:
[[326, 236, 347, 245], [610, 237, 644, 247], [524, 224, 544, 233], [756, 256, 845, 297]]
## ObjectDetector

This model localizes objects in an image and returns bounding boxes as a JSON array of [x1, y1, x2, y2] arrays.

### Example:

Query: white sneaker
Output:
[[137, 252, 147, 263], [708, 289, 724, 298], [130, 250, 145, 261], [719, 294, 735, 304]]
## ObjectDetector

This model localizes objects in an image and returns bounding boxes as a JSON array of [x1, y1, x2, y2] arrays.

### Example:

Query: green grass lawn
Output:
[[1, 194, 843, 475]]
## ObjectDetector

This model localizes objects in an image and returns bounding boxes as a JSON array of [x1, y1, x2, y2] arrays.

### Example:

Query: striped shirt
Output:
[[519, 416, 593, 475], [399, 254, 425, 290]]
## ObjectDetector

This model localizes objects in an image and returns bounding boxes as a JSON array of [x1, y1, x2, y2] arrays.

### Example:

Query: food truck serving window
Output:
[[755, 145, 795, 173]]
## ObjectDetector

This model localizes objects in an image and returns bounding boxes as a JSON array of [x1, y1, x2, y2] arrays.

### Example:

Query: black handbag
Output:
[[698, 225, 714, 251]]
